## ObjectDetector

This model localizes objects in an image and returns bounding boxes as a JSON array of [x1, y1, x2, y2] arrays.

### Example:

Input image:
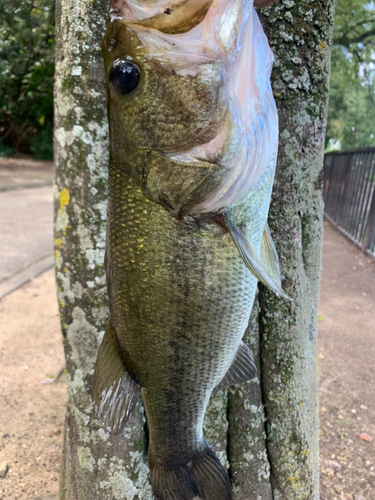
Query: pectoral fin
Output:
[[260, 223, 282, 288], [214, 341, 257, 392], [93, 322, 140, 434], [217, 213, 291, 301]]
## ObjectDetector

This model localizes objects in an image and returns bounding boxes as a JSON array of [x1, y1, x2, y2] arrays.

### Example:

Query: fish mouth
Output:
[[110, 0, 214, 34], [108, 0, 279, 217]]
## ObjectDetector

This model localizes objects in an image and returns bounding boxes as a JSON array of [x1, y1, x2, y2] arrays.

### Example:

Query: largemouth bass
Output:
[[93, 1, 283, 499]]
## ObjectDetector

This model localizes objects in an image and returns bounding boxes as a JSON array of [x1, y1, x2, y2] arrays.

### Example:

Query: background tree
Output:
[[55, 1, 335, 499], [0, 0, 55, 159], [326, 0, 375, 150]]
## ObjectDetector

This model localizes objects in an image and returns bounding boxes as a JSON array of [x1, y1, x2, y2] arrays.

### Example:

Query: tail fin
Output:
[[149, 444, 232, 500]]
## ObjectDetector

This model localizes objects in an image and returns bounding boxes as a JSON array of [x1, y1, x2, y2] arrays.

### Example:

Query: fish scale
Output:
[[100, 154, 274, 450], [94, 158, 281, 499]]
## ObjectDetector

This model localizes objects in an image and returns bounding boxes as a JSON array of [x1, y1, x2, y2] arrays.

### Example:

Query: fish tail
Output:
[[149, 444, 232, 500]]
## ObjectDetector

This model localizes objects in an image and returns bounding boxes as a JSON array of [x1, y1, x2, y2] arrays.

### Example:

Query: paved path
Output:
[[0, 158, 54, 191], [0, 159, 54, 298], [318, 221, 375, 500]]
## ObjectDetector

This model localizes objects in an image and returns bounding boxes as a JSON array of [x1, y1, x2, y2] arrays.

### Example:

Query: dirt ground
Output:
[[0, 221, 374, 500], [318, 222, 375, 500]]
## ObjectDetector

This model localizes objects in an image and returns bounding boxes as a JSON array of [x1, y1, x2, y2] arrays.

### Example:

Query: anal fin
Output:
[[215, 341, 257, 392], [217, 213, 291, 301], [93, 322, 140, 434]]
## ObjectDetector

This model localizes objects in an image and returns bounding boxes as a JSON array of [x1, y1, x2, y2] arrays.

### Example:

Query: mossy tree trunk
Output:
[[55, 1, 335, 499]]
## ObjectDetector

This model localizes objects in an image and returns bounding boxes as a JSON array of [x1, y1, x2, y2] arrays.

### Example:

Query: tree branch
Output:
[[335, 26, 375, 47]]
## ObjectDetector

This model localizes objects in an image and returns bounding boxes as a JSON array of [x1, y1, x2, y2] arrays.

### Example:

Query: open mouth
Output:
[[108, 0, 278, 215]]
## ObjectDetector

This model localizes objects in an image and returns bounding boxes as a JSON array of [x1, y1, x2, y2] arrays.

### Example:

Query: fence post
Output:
[[324, 154, 337, 222], [362, 188, 375, 253], [334, 152, 352, 225], [323, 155, 332, 201]]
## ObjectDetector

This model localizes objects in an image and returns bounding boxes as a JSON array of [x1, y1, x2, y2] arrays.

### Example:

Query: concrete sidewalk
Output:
[[0, 158, 54, 191], [0, 159, 54, 298]]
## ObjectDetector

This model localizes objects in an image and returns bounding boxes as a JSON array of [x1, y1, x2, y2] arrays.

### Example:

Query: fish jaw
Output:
[[176, 6, 279, 213]]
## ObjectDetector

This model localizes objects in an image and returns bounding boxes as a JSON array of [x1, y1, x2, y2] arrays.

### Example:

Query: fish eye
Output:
[[109, 59, 140, 95]]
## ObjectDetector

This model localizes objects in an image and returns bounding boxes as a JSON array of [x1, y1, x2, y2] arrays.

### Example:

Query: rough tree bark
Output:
[[54, 1, 335, 499]]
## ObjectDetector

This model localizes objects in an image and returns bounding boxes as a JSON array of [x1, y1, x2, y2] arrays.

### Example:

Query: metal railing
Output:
[[324, 147, 375, 260]]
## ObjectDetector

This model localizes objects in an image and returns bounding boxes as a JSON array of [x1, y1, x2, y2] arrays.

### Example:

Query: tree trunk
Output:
[[55, 1, 335, 499], [257, 4, 336, 498]]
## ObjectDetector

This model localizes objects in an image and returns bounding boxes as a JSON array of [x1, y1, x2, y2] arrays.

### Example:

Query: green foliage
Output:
[[326, 0, 375, 150], [0, 0, 55, 159]]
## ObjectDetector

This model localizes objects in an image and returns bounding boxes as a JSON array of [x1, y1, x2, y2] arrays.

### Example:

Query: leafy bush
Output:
[[0, 0, 55, 159]]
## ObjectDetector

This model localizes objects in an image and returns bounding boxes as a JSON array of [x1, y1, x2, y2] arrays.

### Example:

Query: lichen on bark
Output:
[[228, 298, 273, 500]]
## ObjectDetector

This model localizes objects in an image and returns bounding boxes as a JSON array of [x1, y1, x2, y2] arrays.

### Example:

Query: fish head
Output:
[[103, 0, 279, 218], [103, 17, 228, 217], [103, 19, 226, 151]]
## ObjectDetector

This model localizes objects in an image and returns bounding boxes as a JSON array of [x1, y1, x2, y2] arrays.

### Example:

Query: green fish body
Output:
[[94, 1, 286, 499]]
